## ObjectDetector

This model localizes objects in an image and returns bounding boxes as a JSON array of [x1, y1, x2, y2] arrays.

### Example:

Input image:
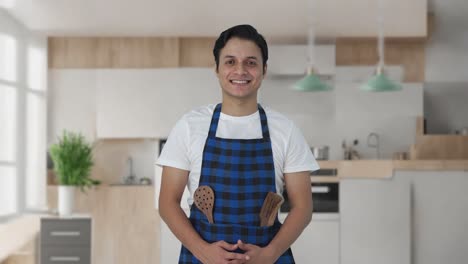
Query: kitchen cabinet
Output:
[[40, 216, 92, 264], [340, 177, 410, 264], [96, 68, 220, 138], [280, 214, 340, 264], [394, 170, 468, 264]]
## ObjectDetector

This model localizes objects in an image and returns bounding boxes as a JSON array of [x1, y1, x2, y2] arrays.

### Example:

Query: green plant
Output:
[[49, 130, 100, 191]]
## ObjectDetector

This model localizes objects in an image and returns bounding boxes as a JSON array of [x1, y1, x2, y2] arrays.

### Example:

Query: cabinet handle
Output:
[[50, 256, 80, 262], [50, 231, 80, 237], [311, 186, 330, 193]]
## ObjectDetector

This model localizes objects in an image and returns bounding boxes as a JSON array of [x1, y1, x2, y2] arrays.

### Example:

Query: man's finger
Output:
[[226, 251, 250, 261], [237, 239, 254, 251], [216, 240, 238, 251]]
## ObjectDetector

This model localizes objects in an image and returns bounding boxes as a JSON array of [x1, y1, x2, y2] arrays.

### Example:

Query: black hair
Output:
[[213, 24, 268, 73]]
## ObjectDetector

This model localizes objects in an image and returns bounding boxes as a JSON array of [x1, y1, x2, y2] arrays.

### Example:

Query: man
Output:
[[157, 24, 319, 264]]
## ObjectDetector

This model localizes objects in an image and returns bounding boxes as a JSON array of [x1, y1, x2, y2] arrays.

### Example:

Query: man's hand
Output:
[[196, 240, 250, 264], [237, 240, 278, 264]]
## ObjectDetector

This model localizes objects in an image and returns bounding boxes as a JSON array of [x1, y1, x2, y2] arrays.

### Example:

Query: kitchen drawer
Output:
[[41, 246, 90, 264], [41, 219, 91, 246]]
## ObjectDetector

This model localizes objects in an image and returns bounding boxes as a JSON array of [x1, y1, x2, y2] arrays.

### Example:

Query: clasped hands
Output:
[[198, 239, 277, 264]]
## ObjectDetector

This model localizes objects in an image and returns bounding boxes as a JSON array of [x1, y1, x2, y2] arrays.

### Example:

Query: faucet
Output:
[[124, 156, 136, 184], [367, 132, 380, 159]]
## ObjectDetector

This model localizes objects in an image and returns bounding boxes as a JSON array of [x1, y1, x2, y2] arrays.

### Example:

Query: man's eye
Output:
[[247, 61, 257, 66], [225, 60, 234, 65]]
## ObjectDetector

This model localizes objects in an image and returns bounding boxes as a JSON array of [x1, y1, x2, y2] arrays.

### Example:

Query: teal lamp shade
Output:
[[293, 68, 332, 92], [361, 67, 402, 92]]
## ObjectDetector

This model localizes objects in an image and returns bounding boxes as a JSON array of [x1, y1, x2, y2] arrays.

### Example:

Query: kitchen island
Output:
[[335, 160, 468, 264], [47, 185, 160, 264]]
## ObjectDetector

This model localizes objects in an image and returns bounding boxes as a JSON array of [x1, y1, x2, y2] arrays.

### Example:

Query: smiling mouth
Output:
[[230, 80, 251, 84]]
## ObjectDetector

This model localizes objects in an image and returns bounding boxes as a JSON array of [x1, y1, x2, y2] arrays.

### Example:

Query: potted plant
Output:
[[49, 131, 100, 216]]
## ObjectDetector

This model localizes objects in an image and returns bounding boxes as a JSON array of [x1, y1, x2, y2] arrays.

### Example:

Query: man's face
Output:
[[216, 37, 266, 102]]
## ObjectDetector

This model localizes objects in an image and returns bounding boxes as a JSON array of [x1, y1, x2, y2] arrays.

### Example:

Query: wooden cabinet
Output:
[[40, 217, 92, 264], [96, 68, 220, 138]]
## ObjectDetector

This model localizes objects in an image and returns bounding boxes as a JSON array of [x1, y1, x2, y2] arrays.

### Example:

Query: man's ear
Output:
[[263, 64, 267, 77]]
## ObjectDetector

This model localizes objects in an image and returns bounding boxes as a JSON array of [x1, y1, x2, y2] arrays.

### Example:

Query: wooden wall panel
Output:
[[48, 37, 179, 68], [336, 38, 425, 82], [49, 36, 426, 81], [179, 37, 216, 67], [48, 37, 99, 68]]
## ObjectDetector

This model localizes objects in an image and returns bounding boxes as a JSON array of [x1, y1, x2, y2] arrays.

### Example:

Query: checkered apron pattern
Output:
[[179, 103, 295, 263]]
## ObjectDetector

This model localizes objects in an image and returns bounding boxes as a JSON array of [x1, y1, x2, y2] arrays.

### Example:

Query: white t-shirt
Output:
[[156, 104, 319, 206]]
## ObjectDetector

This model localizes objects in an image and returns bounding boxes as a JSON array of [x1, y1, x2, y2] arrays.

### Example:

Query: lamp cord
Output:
[[377, 0, 385, 69], [307, 0, 316, 70]]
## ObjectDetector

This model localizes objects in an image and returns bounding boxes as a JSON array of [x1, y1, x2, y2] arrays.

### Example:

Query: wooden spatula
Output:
[[259, 192, 284, 227], [194, 185, 215, 224]]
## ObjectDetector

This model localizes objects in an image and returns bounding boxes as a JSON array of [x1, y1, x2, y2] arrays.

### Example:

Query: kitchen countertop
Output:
[[314, 160, 468, 180]]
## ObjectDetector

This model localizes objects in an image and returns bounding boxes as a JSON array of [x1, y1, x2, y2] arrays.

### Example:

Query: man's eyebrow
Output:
[[222, 55, 259, 60]]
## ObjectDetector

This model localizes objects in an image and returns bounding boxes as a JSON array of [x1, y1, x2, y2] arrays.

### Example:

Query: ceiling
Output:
[[2, 0, 428, 38]]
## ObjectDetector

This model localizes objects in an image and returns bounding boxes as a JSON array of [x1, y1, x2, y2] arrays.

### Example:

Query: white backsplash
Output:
[[261, 69, 423, 160]]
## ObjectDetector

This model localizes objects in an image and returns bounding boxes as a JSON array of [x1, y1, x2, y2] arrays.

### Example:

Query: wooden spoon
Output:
[[194, 185, 215, 224], [259, 192, 284, 227]]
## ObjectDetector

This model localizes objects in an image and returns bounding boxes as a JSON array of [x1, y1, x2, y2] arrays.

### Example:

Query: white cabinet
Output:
[[279, 213, 339, 264], [96, 68, 220, 138], [160, 210, 190, 263], [395, 171, 468, 264], [340, 178, 410, 264]]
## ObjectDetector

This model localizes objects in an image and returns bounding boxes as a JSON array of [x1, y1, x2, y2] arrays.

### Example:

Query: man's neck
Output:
[[221, 98, 258, 117]]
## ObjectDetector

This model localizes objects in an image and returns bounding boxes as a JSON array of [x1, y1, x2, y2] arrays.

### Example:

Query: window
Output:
[[0, 15, 47, 220]]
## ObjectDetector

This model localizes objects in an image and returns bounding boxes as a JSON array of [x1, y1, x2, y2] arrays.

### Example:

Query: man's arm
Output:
[[159, 166, 249, 264], [238, 171, 312, 263]]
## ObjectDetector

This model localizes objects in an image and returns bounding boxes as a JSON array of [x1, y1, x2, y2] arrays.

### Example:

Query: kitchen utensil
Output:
[[393, 152, 408, 160], [259, 192, 284, 227], [194, 185, 215, 224], [342, 139, 360, 160], [310, 146, 329, 160]]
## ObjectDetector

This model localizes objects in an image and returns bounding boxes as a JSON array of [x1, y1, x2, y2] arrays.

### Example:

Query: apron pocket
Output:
[[196, 219, 281, 247]]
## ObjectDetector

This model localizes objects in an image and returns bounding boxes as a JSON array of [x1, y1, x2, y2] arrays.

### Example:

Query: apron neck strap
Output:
[[208, 103, 270, 140]]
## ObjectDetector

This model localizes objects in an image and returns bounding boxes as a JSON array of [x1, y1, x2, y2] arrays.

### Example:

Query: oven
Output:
[[280, 169, 339, 213]]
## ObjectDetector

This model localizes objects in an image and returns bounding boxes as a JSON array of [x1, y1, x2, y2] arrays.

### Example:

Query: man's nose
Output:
[[234, 63, 247, 74]]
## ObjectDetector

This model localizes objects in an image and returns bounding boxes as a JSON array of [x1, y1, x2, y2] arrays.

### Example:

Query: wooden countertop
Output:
[[313, 160, 468, 181]]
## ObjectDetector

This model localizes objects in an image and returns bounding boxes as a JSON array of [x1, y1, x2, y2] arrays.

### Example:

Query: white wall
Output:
[[423, 1, 468, 134]]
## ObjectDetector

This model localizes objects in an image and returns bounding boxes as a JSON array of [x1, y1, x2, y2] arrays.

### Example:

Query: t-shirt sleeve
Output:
[[283, 123, 320, 173], [156, 118, 191, 171]]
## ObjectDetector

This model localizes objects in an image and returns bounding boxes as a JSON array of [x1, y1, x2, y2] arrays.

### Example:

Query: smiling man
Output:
[[157, 24, 319, 264]]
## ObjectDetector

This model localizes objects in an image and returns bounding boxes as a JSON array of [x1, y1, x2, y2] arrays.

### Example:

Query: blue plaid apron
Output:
[[179, 103, 295, 263]]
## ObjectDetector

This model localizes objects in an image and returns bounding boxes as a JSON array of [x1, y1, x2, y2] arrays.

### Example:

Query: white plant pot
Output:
[[58, 185, 75, 216]]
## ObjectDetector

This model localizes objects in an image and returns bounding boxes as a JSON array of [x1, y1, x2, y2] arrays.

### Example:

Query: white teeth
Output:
[[231, 80, 249, 84]]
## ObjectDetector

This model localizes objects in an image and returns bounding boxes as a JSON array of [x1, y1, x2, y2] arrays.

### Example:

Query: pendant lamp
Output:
[[293, 0, 331, 92], [360, 0, 402, 92]]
